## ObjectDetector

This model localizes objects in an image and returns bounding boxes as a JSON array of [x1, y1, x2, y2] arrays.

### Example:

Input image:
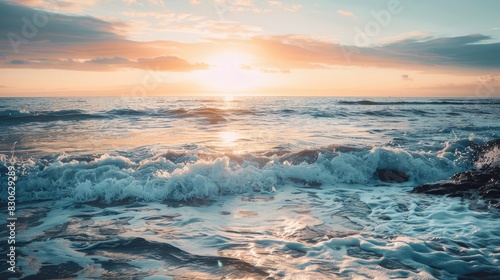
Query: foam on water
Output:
[[1, 97, 499, 279], [5, 182, 499, 279], [1, 144, 462, 204]]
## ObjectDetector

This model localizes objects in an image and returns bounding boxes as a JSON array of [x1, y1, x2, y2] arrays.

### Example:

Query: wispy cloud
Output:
[[122, 0, 164, 6], [5, 56, 209, 72], [337, 9, 355, 17], [13, 0, 95, 12], [284, 3, 302, 12], [380, 34, 500, 69]]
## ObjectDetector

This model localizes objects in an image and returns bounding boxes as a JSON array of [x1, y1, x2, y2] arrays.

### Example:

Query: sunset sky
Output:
[[0, 0, 499, 97]]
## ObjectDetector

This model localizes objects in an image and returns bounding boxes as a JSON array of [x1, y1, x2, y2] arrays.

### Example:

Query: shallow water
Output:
[[1, 97, 499, 279]]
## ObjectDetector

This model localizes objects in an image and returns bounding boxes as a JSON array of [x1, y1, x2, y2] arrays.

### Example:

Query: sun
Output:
[[196, 51, 267, 92]]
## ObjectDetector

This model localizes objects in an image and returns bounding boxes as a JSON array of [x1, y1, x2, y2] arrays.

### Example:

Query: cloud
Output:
[[88, 57, 130, 64], [284, 4, 302, 12], [123, 0, 140, 5], [337, 9, 355, 17], [266, 1, 302, 12], [122, 10, 203, 22], [121, 9, 261, 38], [5, 56, 209, 71], [8, 59, 29, 64], [0, 1, 125, 45], [210, 34, 500, 73], [478, 74, 498, 83], [380, 34, 500, 69], [0, 2, 208, 72], [133, 56, 208, 71], [401, 74, 413, 81], [213, 0, 300, 16], [1, 2, 499, 74], [240, 64, 289, 73], [268, 1, 281, 7], [148, 0, 165, 6], [12, 0, 95, 12], [198, 20, 262, 36], [121, 0, 164, 6]]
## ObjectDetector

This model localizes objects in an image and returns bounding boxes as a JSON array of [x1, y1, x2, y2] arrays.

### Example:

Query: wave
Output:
[[0, 109, 105, 124], [2, 99, 495, 125], [170, 107, 255, 124], [338, 100, 500, 106], [106, 109, 146, 116], [2, 143, 474, 204], [0, 107, 257, 125]]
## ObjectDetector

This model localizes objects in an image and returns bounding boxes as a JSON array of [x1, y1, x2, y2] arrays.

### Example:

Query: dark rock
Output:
[[289, 177, 322, 187], [482, 189, 500, 199], [412, 166, 500, 206], [376, 169, 409, 183]]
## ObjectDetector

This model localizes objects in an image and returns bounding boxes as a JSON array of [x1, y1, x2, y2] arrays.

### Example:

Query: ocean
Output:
[[1, 97, 499, 279]]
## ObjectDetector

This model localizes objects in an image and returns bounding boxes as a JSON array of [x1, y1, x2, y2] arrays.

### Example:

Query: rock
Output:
[[289, 177, 322, 187], [412, 139, 500, 208], [412, 166, 500, 207], [376, 169, 409, 183], [412, 181, 472, 196]]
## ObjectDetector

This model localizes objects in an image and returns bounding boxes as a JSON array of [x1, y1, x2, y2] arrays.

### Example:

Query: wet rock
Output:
[[412, 166, 500, 208], [376, 169, 409, 183], [289, 177, 322, 187], [412, 139, 500, 208]]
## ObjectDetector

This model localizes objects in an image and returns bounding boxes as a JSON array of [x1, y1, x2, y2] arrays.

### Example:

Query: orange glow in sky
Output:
[[0, 1, 499, 97]]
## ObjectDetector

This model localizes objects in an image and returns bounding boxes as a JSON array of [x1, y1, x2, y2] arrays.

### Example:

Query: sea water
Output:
[[0, 97, 499, 279]]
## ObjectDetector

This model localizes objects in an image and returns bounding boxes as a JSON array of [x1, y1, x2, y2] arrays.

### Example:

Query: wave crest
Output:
[[1, 146, 461, 203]]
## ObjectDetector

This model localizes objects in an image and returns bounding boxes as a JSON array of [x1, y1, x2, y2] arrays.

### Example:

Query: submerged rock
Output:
[[376, 169, 409, 183]]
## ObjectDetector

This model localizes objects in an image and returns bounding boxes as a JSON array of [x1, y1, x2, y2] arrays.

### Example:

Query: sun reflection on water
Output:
[[223, 95, 234, 102], [219, 131, 239, 145]]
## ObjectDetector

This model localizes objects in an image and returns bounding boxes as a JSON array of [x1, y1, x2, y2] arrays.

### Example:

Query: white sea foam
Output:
[[1, 146, 461, 204], [476, 146, 500, 168]]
